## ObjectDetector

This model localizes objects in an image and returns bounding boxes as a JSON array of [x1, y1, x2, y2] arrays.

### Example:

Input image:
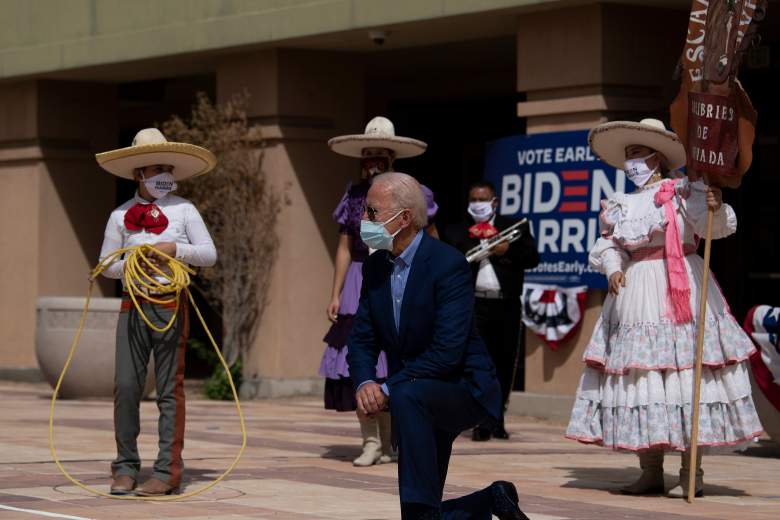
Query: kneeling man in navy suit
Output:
[[347, 172, 529, 520]]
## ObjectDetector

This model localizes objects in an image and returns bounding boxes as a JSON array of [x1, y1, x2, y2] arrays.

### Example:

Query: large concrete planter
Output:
[[36, 297, 154, 398]]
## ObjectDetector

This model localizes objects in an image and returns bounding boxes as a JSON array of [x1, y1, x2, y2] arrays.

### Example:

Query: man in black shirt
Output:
[[444, 181, 539, 441]]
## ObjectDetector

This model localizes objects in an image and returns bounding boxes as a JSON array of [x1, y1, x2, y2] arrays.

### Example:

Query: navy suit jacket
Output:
[[347, 233, 502, 421]]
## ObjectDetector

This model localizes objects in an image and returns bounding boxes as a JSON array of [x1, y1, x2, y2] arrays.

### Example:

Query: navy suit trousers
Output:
[[391, 378, 493, 519]]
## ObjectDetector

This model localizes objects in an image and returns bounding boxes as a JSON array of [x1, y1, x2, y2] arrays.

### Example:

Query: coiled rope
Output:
[[48, 244, 246, 500]]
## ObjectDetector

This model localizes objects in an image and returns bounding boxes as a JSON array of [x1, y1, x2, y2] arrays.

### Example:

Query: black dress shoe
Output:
[[471, 426, 492, 442], [490, 481, 530, 520], [491, 425, 510, 439]]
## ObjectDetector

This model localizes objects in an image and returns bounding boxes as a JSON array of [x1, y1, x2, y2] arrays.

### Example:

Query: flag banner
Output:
[[679, 0, 766, 85], [687, 91, 739, 176], [670, 0, 767, 187], [745, 305, 780, 413], [522, 283, 587, 350]]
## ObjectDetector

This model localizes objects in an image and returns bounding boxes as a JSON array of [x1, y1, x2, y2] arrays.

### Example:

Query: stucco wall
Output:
[[0, 80, 116, 371], [217, 49, 365, 392], [0, 0, 562, 80]]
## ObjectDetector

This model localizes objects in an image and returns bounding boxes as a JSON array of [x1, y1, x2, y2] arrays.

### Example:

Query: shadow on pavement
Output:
[[737, 439, 780, 458], [320, 444, 362, 462], [558, 466, 749, 497]]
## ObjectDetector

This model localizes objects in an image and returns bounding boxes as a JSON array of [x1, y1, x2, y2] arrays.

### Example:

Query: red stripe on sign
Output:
[[564, 186, 588, 196], [559, 201, 587, 212], [561, 170, 589, 181]]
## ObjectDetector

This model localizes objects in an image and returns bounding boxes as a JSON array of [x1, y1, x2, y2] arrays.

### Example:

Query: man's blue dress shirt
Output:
[[360, 230, 424, 396]]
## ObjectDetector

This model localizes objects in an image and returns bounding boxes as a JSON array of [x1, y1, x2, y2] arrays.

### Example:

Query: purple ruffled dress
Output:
[[319, 179, 438, 411]]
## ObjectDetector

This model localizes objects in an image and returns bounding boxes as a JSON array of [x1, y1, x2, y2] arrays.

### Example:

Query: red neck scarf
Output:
[[124, 203, 169, 234]]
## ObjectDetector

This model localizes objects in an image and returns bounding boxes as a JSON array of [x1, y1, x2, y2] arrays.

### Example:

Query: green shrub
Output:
[[204, 357, 242, 401], [189, 337, 242, 400]]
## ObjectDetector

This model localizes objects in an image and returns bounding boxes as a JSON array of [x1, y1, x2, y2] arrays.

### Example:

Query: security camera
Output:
[[368, 30, 388, 46]]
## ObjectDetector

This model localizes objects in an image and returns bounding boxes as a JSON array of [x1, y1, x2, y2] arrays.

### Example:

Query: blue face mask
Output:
[[360, 210, 404, 251]]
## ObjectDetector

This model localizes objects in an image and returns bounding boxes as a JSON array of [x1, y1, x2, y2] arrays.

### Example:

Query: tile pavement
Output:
[[0, 381, 778, 519]]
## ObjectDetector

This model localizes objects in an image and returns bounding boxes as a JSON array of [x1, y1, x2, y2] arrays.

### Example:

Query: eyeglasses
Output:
[[363, 204, 403, 222], [363, 204, 381, 222]]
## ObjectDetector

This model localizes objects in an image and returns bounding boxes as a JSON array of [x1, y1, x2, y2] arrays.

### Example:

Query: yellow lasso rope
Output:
[[48, 244, 246, 500]]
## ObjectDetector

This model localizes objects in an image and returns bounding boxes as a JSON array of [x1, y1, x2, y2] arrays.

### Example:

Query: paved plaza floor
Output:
[[0, 381, 778, 519]]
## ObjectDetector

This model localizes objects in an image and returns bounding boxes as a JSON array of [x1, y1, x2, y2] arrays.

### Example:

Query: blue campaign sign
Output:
[[484, 130, 635, 288]]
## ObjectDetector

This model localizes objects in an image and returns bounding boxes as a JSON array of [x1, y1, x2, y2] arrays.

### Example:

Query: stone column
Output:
[[0, 80, 117, 378], [218, 49, 364, 398], [517, 4, 686, 134], [513, 4, 687, 410]]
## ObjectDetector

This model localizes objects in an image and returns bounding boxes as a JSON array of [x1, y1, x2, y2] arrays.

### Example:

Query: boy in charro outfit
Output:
[[96, 128, 217, 496]]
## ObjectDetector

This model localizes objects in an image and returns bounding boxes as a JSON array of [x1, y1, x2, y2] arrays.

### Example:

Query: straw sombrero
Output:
[[328, 117, 427, 159], [96, 128, 217, 181], [588, 118, 686, 171]]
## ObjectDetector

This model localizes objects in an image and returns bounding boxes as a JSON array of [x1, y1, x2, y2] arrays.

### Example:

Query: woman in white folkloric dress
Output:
[[565, 119, 763, 498]]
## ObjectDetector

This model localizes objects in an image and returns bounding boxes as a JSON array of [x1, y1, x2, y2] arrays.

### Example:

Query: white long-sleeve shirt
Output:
[[474, 216, 502, 292], [589, 179, 736, 278], [99, 192, 217, 281]]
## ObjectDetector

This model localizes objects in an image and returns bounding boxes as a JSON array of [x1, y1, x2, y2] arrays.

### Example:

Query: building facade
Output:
[[1, 1, 777, 409]]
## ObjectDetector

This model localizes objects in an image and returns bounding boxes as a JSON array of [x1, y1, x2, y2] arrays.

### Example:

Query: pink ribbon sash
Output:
[[654, 180, 693, 324]]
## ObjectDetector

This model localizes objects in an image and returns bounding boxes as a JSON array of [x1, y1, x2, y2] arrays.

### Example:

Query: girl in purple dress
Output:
[[321, 117, 438, 466]]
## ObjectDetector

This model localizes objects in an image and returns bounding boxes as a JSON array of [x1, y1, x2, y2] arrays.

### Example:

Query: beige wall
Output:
[[524, 290, 605, 396], [0, 0, 562, 81], [0, 81, 38, 140], [217, 49, 365, 392], [517, 3, 687, 134], [0, 163, 41, 367], [0, 80, 117, 370], [517, 3, 687, 395]]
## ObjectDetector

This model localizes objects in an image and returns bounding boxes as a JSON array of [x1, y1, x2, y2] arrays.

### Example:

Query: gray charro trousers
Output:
[[111, 295, 188, 487]]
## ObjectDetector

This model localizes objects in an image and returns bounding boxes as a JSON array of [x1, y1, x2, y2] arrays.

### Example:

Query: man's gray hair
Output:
[[372, 172, 428, 229]]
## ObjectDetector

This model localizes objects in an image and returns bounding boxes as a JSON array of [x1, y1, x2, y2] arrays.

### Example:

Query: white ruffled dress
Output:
[[565, 178, 763, 451]]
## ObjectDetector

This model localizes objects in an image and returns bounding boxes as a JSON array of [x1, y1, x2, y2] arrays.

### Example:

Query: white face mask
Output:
[[468, 200, 495, 223], [142, 172, 177, 199], [623, 153, 658, 187]]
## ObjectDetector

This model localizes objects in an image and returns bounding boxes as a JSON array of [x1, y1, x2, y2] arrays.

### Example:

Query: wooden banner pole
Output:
[[687, 202, 715, 503]]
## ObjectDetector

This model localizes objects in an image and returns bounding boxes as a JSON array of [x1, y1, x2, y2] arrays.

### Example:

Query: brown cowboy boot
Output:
[[109, 474, 136, 495], [135, 477, 178, 496], [667, 450, 703, 498], [620, 449, 665, 495]]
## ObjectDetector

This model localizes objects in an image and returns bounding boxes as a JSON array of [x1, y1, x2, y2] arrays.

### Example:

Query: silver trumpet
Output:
[[465, 218, 528, 263]]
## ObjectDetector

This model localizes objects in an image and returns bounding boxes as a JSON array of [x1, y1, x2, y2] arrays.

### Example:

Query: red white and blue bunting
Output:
[[745, 305, 780, 413], [521, 284, 587, 350]]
